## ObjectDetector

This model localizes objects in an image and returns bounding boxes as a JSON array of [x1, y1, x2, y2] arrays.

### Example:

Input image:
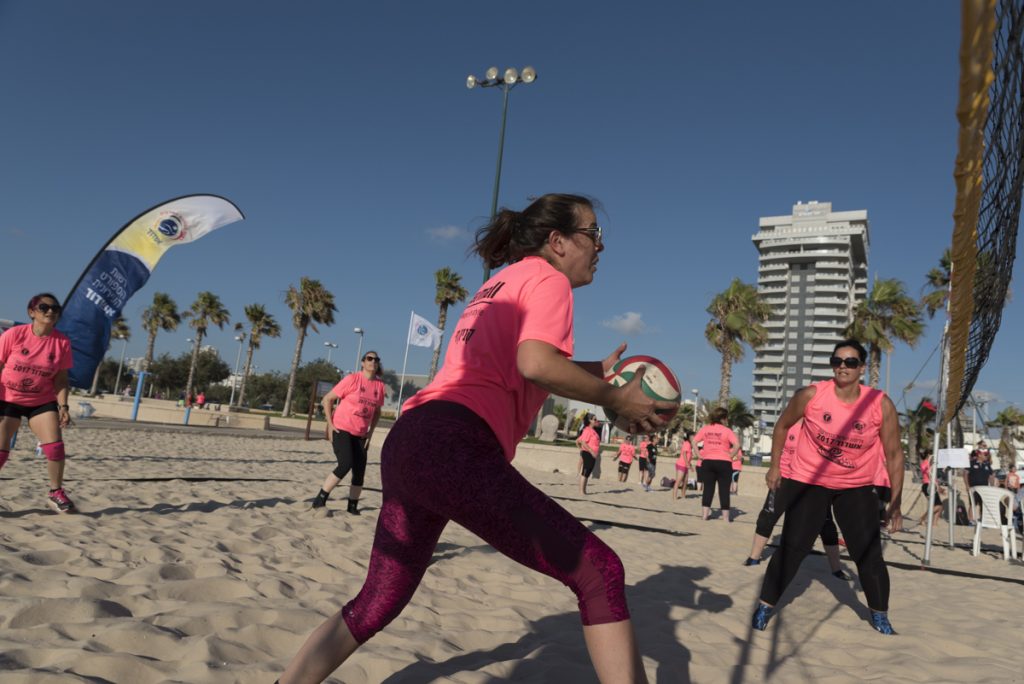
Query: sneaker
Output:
[[869, 610, 895, 635], [47, 488, 75, 513], [751, 603, 773, 631], [743, 557, 761, 566], [832, 569, 852, 581], [311, 495, 327, 509]]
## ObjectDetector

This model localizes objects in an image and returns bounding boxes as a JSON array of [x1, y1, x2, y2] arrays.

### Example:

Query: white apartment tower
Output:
[[752, 201, 869, 431]]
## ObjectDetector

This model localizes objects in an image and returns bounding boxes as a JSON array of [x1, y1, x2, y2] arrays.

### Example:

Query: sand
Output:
[[1, 420, 1021, 683]]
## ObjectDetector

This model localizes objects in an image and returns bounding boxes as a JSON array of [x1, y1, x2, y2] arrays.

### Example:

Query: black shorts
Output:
[[638, 458, 648, 472], [0, 400, 59, 420], [618, 461, 631, 475]]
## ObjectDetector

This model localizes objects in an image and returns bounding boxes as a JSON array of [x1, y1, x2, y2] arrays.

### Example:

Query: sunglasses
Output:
[[364, 356, 380, 363], [36, 303, 62, 314], [578, 225, 603, 245], [829, 356, 862, 369]]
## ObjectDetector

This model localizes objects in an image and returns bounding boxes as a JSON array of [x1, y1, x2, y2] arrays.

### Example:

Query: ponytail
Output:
[[472, 193, 598, 269]]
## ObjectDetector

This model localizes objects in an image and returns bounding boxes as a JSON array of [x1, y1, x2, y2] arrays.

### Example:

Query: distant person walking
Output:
[[0, 293, 76, 513], [617, 436, 636, 482], [310, 351, 386, 515], [752, 339, 904, 635], [730, 450, 743, 495], [691, 407, 740, 522], [642, 436, 658, 492], [575, 413, 600, 495], [917, 453, 946, 529]]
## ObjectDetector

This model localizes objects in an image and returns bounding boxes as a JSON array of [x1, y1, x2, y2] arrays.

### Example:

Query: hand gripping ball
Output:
[[602, 355, 681, 429]]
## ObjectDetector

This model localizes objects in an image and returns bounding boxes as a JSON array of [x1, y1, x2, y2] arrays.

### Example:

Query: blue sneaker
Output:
[[869, 610, 895, 635], [743, 557, 761, 566], [751, 603, 773, 631]]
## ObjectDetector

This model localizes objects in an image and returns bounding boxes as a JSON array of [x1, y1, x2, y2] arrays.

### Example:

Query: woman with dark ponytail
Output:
[[278, 193, 673, 683]]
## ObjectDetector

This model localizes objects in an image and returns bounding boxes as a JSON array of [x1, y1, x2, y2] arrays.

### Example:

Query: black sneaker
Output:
[[743, 557, 761, 566], [47, 488, 76, 513], [832, 569, 852, 581], [311, 496, 327, 509]]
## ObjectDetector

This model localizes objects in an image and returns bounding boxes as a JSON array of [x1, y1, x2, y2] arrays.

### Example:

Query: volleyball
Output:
[[602, 355, 681, 428]]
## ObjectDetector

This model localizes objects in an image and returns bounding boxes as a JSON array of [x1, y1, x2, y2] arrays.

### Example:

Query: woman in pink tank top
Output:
[[752, 339, 904, 636]]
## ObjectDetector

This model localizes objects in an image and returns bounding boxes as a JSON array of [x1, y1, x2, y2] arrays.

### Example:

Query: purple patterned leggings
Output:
[[341, 401, 630, 643]]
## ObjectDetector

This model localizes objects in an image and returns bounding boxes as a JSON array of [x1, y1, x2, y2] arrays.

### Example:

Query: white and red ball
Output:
[[602, 355, 681, 429]]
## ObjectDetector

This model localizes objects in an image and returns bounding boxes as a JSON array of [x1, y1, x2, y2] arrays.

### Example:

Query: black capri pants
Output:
[[700, 459, 733, 509], [755, 484, 839, 545], [332, 429, 368, 486], [579, 451, 596, 478], [760, 479, 890, 611]]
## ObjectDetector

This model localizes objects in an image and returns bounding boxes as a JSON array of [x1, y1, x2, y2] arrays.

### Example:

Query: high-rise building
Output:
[[751, 201, 869, 431]]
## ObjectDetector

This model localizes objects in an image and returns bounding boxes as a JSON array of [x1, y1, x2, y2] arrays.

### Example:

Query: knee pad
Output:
[[572, 536, 629, 626], [0, 450, 8, 468], [41, 441, 65, 462]]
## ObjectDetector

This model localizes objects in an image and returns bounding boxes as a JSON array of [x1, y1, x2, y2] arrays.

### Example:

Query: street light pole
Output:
[[691, 389, 700, 432], [353, 327, 364, 371], [324, 341, 338, 364], [229, 333, 245, 407], [466, 65, 537, 281], [113, 335, 128, 396]]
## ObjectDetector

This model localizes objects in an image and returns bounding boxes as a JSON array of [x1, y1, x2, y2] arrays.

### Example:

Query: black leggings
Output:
[[332, 429, 368, 486], [755, 484, 839, 545], [760, 479, 890, 611], [700, 459, 733, 509], [579, 451, 596, 478]]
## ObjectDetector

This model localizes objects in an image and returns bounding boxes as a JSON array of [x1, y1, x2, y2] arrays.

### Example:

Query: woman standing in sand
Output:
[[575, 413, 601, 495], [672, 430, 694, 500], [752, 339, 903, 635], [277, 194, 672, 684], [0, 293, 75, 513], [310, 352, 386, 515], [617, 436, 636, 483], [691, 407, 740, 522]]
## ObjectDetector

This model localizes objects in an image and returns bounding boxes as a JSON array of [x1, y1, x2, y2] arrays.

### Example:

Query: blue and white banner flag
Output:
[[58, 194, 244, 388], [408, 311, 442, 349]]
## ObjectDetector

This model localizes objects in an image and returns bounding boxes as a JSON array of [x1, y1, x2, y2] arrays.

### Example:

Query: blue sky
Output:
[[1, 2, 1018, 421]]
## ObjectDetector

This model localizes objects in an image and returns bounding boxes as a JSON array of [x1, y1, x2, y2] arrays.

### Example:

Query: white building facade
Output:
[[752, 201, 869, 433]]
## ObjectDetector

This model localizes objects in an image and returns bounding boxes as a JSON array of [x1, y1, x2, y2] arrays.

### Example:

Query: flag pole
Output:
[[396, 311, 413, 415]]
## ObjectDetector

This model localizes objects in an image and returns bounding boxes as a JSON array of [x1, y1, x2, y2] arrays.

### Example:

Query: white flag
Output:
[[409, 311, 442, 349]]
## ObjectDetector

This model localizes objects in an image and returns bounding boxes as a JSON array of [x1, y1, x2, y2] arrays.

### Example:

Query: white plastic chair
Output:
[[969, 486, 1018, 560]]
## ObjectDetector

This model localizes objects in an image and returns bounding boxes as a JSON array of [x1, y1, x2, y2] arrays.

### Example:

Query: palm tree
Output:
[[903, 397, 936, 464], [428, 266, 468, 381], [988, 406, 1023, 466], [90, 316, 130, 395], [705, 278, 771, 405], [141, 292, 181, 372], [237, 303, 281, 407], [282, 277, 336, 416], [844, 277, 924, 387], [921, 248, 951, 319], [183, 292, 230, 401]]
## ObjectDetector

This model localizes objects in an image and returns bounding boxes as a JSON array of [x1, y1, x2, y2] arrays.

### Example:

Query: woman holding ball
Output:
[[277, 193, 676, 684]]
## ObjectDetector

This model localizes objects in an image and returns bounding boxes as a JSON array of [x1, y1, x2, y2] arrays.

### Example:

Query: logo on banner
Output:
[[148, 213, 188, 244], [416, 323, 428, 336]]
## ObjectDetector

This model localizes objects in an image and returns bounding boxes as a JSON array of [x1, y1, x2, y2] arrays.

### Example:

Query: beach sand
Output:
[[1, 421, 1021, 683]]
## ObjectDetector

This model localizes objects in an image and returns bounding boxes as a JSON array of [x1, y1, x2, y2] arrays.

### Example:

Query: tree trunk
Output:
[[718, 352, 731, 406], [869, 346, 881, 387], [144, 329, 157, 370], [89, 363, 102, 395], [428, 304, 449, 381], [282, 324, 307, 417], [184, 332, 203, 401], [237, 340, 256, 407]]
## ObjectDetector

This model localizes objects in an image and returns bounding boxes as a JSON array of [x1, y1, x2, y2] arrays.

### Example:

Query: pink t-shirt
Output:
[[638, 440, 650, 460], [578, 426, 600, 455], [676, 441, 692, 469], [694, 423, 738, 461], [778, 422, 801, 479], [920, 458, 931, 486], [0, 324, 73, 406], [330, 372, 386, 438], [403, 256, 574, 461], [732, 450, 744, 471], [618, 443, 635, 464], [789, 380, 886, 489]]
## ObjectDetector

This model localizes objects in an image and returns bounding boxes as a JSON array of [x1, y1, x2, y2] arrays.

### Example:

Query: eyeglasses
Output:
[[578, 225, 603, 245], [829, 356, 862, 369], [364, 356, 380, 363], [36, 303, 62, 314]]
